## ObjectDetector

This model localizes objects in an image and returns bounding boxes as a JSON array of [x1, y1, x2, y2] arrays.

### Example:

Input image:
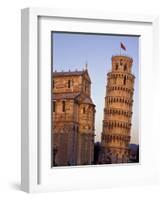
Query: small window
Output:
[[124, 64, 127, 71], [62, 101, 65, 112], [120, 59, 123, 65], [68, 80, 71, 88], [53, 101, 56, 112], [53, 80, 55, 88], [83, 107, 86, 114], [115, 63, 118, 70], [124, 76, 126, 85]]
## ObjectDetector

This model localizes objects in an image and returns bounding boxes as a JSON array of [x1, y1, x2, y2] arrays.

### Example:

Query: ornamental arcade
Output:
[[101, 55, 135, 164]]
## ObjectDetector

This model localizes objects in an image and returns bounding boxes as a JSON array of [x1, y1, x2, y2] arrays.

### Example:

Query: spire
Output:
[[85, 60, 88, 71]]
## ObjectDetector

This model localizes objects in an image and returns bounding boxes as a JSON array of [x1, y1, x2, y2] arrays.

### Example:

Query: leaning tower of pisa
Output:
[[101, 55, 135, 164]]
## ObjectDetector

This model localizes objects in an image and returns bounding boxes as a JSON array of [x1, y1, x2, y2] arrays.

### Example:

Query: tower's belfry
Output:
[[101, 55, 135, 164]]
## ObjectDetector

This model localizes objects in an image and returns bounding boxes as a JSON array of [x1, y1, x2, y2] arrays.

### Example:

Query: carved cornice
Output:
[[107, 85, 134, 93], [106, 96, 133, 105], [102, 133, 131, 142], [104, 107, 133, 117], [107, 71, 135, 80], [103, 120, 132, 129]]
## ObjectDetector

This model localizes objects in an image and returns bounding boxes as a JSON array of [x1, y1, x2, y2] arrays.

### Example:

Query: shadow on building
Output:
[[129, 144, 139, 163]]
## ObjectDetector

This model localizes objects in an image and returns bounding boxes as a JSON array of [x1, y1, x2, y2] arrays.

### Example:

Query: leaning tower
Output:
[[101, 55, 135, 164]]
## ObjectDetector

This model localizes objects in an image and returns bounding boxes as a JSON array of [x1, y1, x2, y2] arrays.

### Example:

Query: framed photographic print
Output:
[[21, 8, 159, 193], [52, 32, 139, 167]]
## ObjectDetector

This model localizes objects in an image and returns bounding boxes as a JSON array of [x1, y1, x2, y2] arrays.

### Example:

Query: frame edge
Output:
[[21, 8, 30, 193]]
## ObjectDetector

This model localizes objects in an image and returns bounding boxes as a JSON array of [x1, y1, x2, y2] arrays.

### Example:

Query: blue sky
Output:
[[52, 32, 139, 144]]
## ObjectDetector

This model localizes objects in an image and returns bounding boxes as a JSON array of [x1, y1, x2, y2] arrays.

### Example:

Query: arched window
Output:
[[68, 80, 71, 88], [53, 101, 56, 112], [120, 59, 123, 65], [124, 76, 126, 85], [62, 101, 65, 112], [83, 107, 86, 114], [115, 63, 118, 70], [53, 80, 55, 88], [124, 64, 127, 71]]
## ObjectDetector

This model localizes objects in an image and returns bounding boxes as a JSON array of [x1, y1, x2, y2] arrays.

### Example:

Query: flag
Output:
[[120, 42, 126, 51]]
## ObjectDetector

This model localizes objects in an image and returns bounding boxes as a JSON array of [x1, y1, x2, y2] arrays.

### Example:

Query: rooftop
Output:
[[112, 54, 133, 61], [53, 70, 86, 77], [53, 92, 80, 100], [53, 92, 95, 105]]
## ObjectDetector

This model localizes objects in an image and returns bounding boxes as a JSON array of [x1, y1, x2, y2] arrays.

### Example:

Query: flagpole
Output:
[[120, 42, 126, 55]]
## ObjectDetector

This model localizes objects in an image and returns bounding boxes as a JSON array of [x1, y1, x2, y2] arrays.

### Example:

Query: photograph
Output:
[[51, 32, 139, 167]]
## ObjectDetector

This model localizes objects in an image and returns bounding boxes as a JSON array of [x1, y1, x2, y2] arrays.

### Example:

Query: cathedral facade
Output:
[[52, 68, 95, 166], [101, 55, 135, 164]]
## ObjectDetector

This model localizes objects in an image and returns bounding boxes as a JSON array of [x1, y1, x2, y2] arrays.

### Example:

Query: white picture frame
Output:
[[21, 7, 159, 193]]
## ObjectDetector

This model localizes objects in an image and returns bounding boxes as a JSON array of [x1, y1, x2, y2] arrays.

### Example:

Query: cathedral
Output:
[[52, 67, 95, 166], [101, 55, 135, 164]]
